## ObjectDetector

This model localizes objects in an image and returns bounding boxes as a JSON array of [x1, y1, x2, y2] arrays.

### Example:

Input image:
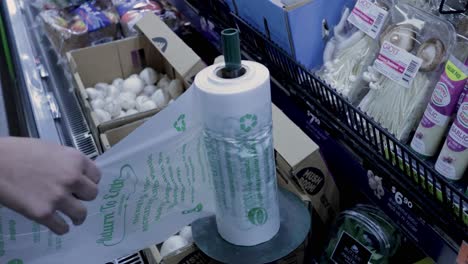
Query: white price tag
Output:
[[374, 41, 423, 88], [347, 0, 388, 39]]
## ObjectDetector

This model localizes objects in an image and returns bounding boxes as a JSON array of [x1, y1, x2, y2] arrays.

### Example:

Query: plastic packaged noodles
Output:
[[318, 0, 392, 104], [357, 3, 456, 142]]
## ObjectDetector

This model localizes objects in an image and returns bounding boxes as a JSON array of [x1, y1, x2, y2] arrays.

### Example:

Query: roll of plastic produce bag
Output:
[[0, 61, 279, 264]]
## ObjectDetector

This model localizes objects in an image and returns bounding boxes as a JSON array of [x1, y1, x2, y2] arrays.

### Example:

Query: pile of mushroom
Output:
[[85, 67, 184, 123]]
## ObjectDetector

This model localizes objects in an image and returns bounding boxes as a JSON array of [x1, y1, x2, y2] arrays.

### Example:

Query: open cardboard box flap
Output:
[[136, 13, 206, 81]]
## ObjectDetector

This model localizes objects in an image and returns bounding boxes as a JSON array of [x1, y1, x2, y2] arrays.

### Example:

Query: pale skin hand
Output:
[[0, 137, 101, 235]]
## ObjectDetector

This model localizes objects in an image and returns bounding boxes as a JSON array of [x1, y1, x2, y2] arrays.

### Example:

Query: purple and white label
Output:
[[374, 41, 423, 88], [421, 104, 449, 128], [446, 101, 468, 153], [347, 0, 388, 39]]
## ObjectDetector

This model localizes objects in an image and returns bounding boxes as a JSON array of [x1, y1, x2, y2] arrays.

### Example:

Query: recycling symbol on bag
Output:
[[240, 114, 258, 132], [174, 114, 186, 132]]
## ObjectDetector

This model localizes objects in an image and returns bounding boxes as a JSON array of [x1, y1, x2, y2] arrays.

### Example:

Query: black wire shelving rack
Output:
[[186, 0, 467, 247]]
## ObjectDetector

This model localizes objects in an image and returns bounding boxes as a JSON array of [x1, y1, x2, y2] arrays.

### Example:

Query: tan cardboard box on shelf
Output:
[[272, 104, 339, 224], [67, 13, 205, 152]]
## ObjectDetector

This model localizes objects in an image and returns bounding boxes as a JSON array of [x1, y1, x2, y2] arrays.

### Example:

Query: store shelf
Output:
[[182, 0, 467, 251], [1, 0, 99, 158]]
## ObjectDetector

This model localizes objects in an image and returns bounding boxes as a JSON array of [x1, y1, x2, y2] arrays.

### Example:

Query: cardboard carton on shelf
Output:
[[272, 104, 340, 225], [224, 0, 354, 70], [67, 13, 206, 152]]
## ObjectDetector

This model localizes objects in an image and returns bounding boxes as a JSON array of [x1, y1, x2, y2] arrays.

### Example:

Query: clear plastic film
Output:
[[358, 3, 457, 142], [0, 61, 279, 264], [317, 0, 393, 104]]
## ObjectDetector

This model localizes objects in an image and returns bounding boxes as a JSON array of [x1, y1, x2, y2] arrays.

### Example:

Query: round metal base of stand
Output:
[[192, 188, 311, 264]]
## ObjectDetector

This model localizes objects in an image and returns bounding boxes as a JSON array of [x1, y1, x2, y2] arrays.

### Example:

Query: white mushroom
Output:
[[179, 226, 193, 244], [91, 98, 105, 110], [126, 109, 138, 115], [416, 38, 446, 72], [139, 100, 157, 112], [107, 85, 120, 99], [160, 236, 189, 258], [103, 97, 122, 118], [151, 89, 170, 109], [157, 75, 171, 89], [94, 109, 111, 123], [86, 88, 104, 100], [136, 95, 151, 112], [112, 78, 124, 91], [143, 85, 158, 97], [118, 92, 136, 110], [139, 67, 159, 85], [380, 24, 417, 51], [123, 76, 145, 95], [94, 83, 110, 97], [165, 79, 184, 99]]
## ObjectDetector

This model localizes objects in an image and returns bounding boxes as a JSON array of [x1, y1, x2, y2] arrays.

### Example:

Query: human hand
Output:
[[0, 137, 101, 235]]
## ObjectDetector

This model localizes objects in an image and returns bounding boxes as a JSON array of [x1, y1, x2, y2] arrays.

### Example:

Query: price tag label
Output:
[[374, 41, 423, 88], [347, 0, 388, 39]]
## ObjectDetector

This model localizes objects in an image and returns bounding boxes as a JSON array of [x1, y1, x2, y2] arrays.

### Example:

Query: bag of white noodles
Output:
[[357, 3, 456, 142], [317, 0, 393, 104]]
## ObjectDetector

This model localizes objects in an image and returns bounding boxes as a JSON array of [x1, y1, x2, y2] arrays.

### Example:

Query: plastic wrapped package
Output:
[[317, 0, 392, 104], [113, 0, 182, 37], [30, 0, 88, 10], [358, 3, 456, 142], [113, 0, 163, 36], [40, 0, 119, 56]]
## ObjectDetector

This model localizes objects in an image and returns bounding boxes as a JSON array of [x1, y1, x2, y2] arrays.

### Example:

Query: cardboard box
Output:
[[225, 0, 354, 70], [272, 104, 339, 224], [67, 13, 206, 151], [100, 118, 148, 151]]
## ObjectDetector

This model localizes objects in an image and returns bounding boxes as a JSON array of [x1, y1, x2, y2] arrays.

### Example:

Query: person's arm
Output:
[[0, 137, 101, 235]]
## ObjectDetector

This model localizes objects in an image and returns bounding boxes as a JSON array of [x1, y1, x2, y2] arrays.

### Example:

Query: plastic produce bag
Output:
[[0, 61, 279, 264], [317, 0, 392, 104]]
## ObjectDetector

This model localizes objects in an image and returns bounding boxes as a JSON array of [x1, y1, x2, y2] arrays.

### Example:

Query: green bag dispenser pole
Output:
[[220, 28, 245, 78]]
